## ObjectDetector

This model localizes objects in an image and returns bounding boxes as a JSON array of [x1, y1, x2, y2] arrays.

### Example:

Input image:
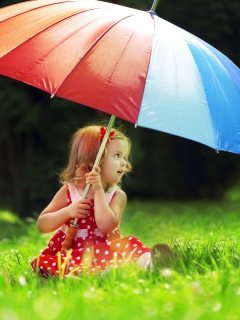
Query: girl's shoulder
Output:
[[105, 185, 126, 203]]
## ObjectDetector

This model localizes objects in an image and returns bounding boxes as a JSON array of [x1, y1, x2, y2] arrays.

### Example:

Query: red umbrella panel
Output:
[[0, 0, 153, 124]]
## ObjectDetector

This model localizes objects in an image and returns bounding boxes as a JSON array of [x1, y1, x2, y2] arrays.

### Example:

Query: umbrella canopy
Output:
[[0, 0, 240, 153]]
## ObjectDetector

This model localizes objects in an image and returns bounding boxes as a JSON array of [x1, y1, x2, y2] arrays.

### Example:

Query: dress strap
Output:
[[67, 183, 81, 202], [105, 186, 118, 204], [67, 183, 118, 204]]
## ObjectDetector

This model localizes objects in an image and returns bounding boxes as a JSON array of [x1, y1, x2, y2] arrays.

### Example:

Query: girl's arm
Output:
[[37, 185, 91, 233], [93, 188, 126, 234], [86, 168, 127, 234]]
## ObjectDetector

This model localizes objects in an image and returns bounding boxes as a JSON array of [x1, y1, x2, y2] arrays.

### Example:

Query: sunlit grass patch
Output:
[[0, 210, 20, 223], [0, 200, 240, 320]]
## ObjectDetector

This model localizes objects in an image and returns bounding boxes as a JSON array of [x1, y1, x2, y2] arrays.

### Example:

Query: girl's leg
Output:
[[136, 252, 152, 268]]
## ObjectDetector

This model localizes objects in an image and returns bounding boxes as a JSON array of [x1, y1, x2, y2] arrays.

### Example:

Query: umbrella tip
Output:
[[51, 94, 55, 98], [147, 9, 158, 16]]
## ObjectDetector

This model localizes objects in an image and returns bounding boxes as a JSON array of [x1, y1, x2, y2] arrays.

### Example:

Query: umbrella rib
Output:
[[0, 0, 75, 22], [53, 13, 136, 97], [95, 23, 139, 109]]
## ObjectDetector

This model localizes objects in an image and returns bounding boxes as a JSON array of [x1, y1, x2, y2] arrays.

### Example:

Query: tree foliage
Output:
[[0, 0, 240, 217]]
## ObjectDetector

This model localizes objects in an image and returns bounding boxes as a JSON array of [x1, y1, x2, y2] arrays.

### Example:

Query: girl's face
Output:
[[100, 138, 128, 188]]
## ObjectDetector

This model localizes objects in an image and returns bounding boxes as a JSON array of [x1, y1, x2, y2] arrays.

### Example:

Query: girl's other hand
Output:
[[68, 198, 91, 219]]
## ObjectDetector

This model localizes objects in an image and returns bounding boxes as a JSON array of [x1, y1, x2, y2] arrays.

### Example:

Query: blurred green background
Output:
[[0, 0, 240, 217]]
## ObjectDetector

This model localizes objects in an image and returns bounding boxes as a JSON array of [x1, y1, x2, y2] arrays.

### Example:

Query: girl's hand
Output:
[[68, 198, 91, 219], [85, 166, 103, 193]]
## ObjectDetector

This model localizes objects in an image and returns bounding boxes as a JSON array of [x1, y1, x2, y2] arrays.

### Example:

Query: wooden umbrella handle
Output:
[[61, 224, 78, 251], [61, 116, 116, 251]]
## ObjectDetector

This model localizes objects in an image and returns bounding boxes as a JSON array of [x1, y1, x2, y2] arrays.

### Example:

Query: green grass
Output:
[[1, 199, 240, 320]]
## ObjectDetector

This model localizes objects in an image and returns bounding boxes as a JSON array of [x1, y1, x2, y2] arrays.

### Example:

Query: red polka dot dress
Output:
[[31, 183, 150, 277]]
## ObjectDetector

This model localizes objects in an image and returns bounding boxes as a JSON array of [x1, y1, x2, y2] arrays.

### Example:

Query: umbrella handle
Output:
[[61, 115, 117, 251], [61, 225, 78, 251], [150, 0, 160, 12]]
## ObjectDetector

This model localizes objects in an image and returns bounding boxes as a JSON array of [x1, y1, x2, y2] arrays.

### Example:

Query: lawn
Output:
[[0, 199, 240, 320]]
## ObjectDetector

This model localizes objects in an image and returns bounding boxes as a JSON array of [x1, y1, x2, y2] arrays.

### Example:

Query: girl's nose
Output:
[[121, 158, 126, 166]]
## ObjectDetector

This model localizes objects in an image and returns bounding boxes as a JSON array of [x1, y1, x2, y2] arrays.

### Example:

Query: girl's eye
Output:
[[114, 154, 120, 158]]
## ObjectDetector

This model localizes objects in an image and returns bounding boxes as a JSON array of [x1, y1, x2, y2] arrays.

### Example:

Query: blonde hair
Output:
[[59, 123, 132, 187]]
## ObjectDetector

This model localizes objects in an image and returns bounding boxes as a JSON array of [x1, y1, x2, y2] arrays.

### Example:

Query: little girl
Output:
[[31, 123, 171, 277]]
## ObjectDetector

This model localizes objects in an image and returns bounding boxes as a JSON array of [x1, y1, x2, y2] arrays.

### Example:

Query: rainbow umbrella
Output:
[[0, 0, 240, 153]]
